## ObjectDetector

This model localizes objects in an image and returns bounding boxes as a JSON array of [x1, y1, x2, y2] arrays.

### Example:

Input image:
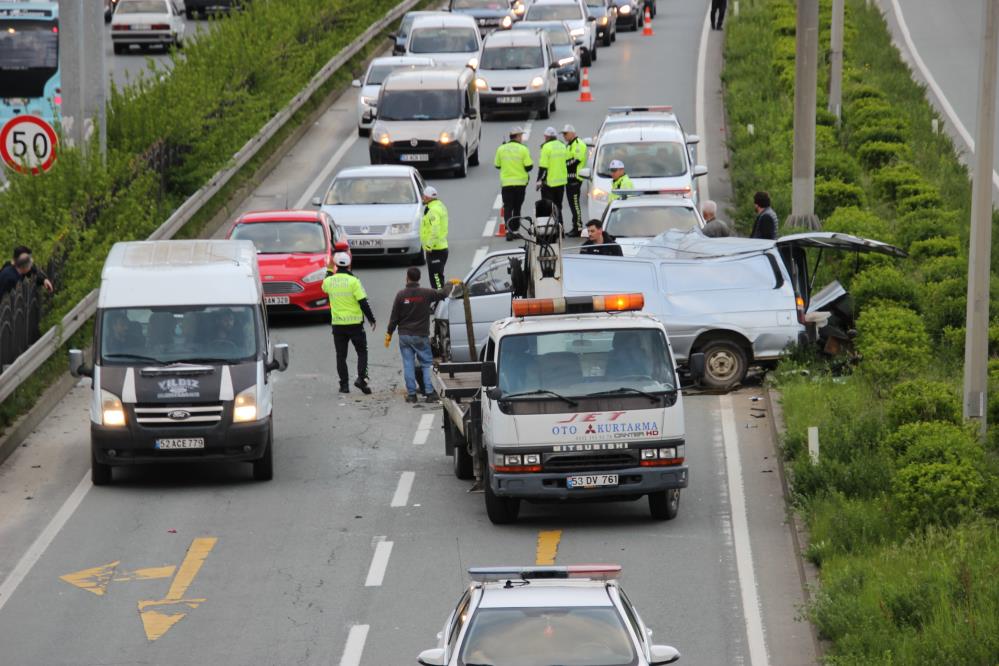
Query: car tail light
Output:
[[150, 23, 169, 29]]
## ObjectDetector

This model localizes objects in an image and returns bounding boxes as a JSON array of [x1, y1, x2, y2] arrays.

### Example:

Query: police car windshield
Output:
[[595, 141, 687, 178], [497, 329, 675, 397], [526, 3, 584, 20], [481, 46, 544, 70], [324, 177, 417, 205], [100, 306, 259, 366], [409, 27, 479, 53], [231, 221, 326, 254], [605, 205, 700, 237], [459, 606, 638, 666], [378, 89, 463, 120]]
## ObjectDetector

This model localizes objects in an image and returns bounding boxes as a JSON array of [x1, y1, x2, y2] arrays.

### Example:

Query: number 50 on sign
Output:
[[0, 115, 58, 174]]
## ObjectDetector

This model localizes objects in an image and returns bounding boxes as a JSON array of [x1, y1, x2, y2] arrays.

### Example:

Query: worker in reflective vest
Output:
[[420, 186, 449, 289], [537, 126, 568, 230], [322, 252, 376, 394], [494, 126, 533, 241], [562, 124, 588, 236]]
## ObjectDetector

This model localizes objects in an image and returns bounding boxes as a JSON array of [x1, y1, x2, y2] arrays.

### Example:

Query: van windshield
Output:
[[378, 90, 462, 121], [526, 3, 583, 20], [230, 221, 326, 254], [100, 306, 260, 365], [453, 0, 508, 8], [498, 329, 675, 397], [481, 46, 544, 69], [409, 27, 479, 53], [596, 141, 687, 178], [605, 205, 700, 237]]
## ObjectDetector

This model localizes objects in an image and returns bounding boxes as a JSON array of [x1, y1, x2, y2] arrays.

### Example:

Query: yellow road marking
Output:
[[164, 537, 216, 600], [535, 530, 562, 565], [138, 537, 217, 641], [60, 561, 120, 596], [114, 566, 176, 583]]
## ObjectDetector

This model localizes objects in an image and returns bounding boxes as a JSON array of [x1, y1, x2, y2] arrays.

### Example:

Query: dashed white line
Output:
[[390, 471, 416, 507], [337, 624, 370, 666], [471, 246, 489, 269], [720, 395, 770, 666], [492, 194, 503, 209], [412, 413, 435, 445], [364, 538, 394, 587], [482, 217, 497, 237], [293, 133, 360, 209]]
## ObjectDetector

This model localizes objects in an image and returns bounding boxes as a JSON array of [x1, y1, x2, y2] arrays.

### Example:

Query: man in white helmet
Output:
[[608, 159, 633, 203], [420, 186, 449, 289], [494, 126, 533, 241], [322, 251, 376, 394]]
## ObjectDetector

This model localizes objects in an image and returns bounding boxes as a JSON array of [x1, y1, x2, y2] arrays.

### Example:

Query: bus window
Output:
[[0, 3, 61, 124]]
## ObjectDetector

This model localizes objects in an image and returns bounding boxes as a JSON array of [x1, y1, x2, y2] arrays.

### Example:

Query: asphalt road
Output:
[[0, 3, 817, 664]]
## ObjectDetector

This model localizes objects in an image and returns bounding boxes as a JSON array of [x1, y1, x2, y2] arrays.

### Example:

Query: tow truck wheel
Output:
[[453, 442, 475, 480], [649, 488, 680, 520], [252, 424, 274, 481], [91, 449, 112, 486], [699, 339, 748, 390], [485, 470, 521, 524]]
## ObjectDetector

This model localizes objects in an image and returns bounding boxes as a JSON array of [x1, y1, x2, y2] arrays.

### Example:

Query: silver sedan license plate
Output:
[[497, 96, 522, 104], [155, 438, 205, 450], [567, 474, 618, 488], [265, 295, 290, 305], [400, 153, 429, 162], [350, 239, 380, 248]]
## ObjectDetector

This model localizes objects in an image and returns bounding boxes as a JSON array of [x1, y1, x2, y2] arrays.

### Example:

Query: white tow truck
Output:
[[432, 204, 703, 524]]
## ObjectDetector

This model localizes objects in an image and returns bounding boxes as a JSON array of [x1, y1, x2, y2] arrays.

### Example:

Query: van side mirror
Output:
[[692, 165, 708, 178], [649, 645, 681, 665], [587, 14, 597, 21], [685, 133, 700, 145], [351, 79, 361, 88], [688, 353, 705, 382], [68, 348, 92, 378], [267, 343, 290, 373], [481, 361, 497, 386], [583, 136, 594, 147], [311, 196, 322, 207], [417, 648, 446, 666], [578, 167, 592, 179]]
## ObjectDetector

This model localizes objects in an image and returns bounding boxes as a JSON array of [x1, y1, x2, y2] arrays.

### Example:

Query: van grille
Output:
[[543, 451, 638, 472], [134, 403, 224, 427], [491, 86, 527, 92], [393, 139, 437, 149], [263, 281, 304, 295]]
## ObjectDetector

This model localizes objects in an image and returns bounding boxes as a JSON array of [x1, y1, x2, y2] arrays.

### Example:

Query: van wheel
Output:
[[603, 31, 612, 46], [454, 148, 468, 178], [469, 145, 479, 166], [649, 489, 680, 520], [550, 94, 557, 112], [485, 468, 520, 524], [700, 339, 748, 390], [539, 101, 550, 120], [591, 43, 597, 62], [91, 449, 112, 486], [252, 425, 274, 481]]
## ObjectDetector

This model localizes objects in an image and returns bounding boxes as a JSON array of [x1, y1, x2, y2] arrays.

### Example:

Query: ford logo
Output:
[[167, 410, 191, 421], [410, 138, 418, 147]]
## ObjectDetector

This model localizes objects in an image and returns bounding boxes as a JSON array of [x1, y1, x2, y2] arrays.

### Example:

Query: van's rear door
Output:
[[776, 232, 907, 257]]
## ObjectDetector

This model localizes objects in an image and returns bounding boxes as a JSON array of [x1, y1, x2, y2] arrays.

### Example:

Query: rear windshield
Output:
[[365, 64, 427, 86], [324, 177, 417, 205], [595, 141, 687, 178], [453, 0, 508, 8], [230, 221, 327, 254], [513, 24, 572, 45], [481, 46, 544, 69], [605, 205, 701, 237], [526, 3, 583, 20], [409, 26, 479, 53], [378, 89, 462, 121], [117, 0, 168, 13]]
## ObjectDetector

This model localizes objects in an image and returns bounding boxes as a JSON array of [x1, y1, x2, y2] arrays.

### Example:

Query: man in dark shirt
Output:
[[750, 191, 779, 240], [386, 267, 449, 403], [0, 246, 54, 300], [579, 219, 623, 256]]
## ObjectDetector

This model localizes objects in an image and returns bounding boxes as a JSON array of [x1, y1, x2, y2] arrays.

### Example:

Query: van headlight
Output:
[[619, 4, 631, 13], [302, 268, 327, 283], [475, 77, 488, 90], [360, 95, 377, 106], [389, 223, 413, 235], [599, 15, 609, 25], [570, 27, 585, 36], [530, 76, 544, 89], [591, 187, 608, 201], [101, 389, 126, 427], [233, 386, 258, 423], [439, 131, 452, 144], [501, 15, 512, 28], [375, 131, 391, 146]]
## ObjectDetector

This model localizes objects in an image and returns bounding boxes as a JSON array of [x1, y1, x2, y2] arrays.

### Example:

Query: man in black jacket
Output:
[[385, 267, 449, 403], [750, 191, 779, 240], [0, 246, 54, 300], [580, 219, 623, 256]]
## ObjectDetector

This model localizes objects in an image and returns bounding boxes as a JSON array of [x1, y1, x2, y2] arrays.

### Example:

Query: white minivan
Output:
[[405, 14, 484, 69]]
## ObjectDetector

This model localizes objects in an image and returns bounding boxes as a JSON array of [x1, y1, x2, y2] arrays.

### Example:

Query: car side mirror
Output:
[[688, 352, 705, 382], [583, 136, 594, 147], [68, 348, 92, 378], [388, 32, 397, 39], [693, 165, 708, 178], [587, 14, 597, 21], [649, 645, 681, 665], [311, 196, 322, 207], [685, 133, 700, 145], [267, 343, 289, 373], [578, 167, 592, 179], [481, 361, 498, 387], [351, 79, 361, 88], [417, 648, 446, 666]]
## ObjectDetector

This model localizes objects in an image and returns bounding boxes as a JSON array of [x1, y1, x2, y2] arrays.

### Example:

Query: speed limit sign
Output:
[[0, 115, 58, 175]]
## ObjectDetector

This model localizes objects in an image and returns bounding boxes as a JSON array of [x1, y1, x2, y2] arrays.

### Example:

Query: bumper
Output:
[[596, 23, 613, 38], [369, 141, 465, 172], [556, 67, 580, 88], [111, 31, 175, 45], [480, 91, 548, 114], [346, 235, 422, 259], [616, 13, 638, 27], [91, 417, 270, 465], [492, 464, 689, 500], [263, 281, 328, 313]]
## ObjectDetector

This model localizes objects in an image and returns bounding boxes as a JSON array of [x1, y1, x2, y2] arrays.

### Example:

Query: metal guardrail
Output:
[[0, 0, 423, 406]]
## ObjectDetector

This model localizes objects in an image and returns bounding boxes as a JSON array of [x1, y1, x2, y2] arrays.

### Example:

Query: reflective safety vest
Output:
[[609, 173, 635, 202], [421, 199, 449, 251], [494, 141, 533, 187], [565, 137, 588, 181], [539, 139, 569, 187], [322, 272, 366, 326]]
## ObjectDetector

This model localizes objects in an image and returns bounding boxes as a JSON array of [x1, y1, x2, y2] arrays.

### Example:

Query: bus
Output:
[[0, 1, 60, 126]]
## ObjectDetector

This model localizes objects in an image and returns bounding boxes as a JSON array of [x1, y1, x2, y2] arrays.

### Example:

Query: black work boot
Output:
[[354, 378, 372, 395], [338, 384, 350, 394]]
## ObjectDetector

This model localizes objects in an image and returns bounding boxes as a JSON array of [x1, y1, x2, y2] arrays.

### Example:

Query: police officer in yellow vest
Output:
[[322, 252, 377, 394], [537, 126, 569, 231], [608, 159, 634, 202], [494, 126, 533, 241], [420, 186, 449, 290], [561, 124, 588, 235]]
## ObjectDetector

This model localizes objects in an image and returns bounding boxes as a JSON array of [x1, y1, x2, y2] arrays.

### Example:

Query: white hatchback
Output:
[[405, 14, 484, 69], [352, 56, 436, 136], [110, 0, 185, 54], [599, 193, 704, 255]]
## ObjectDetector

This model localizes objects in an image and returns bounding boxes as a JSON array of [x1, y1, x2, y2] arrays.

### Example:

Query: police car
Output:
[[417, 565, 681, 666]]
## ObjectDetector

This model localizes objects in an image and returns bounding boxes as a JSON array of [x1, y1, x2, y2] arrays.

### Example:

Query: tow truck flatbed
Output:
[[432, 362, 482, 400]]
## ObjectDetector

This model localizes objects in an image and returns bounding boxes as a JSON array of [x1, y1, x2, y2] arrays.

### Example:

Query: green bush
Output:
[[892, 460, 985, 530], [815, 179, 866, 218], [852, 122, 907, 147], [855, 303, 931, 389], [885, 380, 961, 429], [857, 141, 913, 169], [897, 191, 945, 215], [823, 205, 892, 240], [850, 265, 920, 312], [843, 82, 886, 102], [815, 150, 863, 184], [895, 209, 961, 250], [919, 255, 966, 282], [883, 421, 973, 459], [805, 492, 898, 566], [871, 163, 923, 201], [909, 236, 961, 260], [921, 277, 966, 336]]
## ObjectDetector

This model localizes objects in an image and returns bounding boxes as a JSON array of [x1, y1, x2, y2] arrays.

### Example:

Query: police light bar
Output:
[[469, 565, 622, 582], [607, 105, 674, 115], [512, 293, 644, 317], [612, 188, 692, 199]]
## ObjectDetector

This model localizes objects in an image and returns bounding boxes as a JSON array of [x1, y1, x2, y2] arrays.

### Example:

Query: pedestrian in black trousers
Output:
[[711, 0, 727, 29]]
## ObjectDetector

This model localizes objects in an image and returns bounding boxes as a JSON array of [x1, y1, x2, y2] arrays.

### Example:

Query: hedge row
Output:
[[725, 0, 999, 661]]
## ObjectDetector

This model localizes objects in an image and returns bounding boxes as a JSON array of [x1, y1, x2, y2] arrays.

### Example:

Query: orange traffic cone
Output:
[[496, 207, 507, 237], [578, 68, 593, 102], [642, 6, 654, 35]]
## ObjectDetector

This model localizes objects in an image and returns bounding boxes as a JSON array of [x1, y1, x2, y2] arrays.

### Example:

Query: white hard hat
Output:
[[561, 124, 576, 134], [543, 126, 558, 137], [509, 126, 525, 136], [333, 252, 351, 267], [609, 159, 625, 170], [423, 186, 439, 199]]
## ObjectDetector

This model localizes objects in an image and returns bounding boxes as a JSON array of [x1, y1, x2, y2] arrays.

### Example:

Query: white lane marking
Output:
[[364, 538, 394, 587], [413, 413, 435, 445], [293, 132, 360, 209], [887, 0, 999, 190], [471, 246, 488, 269], [524, 120, 534, 140], [483, 217, 497, 237], [338, 624, 370, 666], [390, 471, 416, 507], [695, 0, 711, 203], [720, 395, 770, 666], [0, 472, 92, 614], [492, 194, 503, 209]]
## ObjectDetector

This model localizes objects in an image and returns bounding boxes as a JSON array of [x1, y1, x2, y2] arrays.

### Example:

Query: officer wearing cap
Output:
[[322, 252, 377, 394], [561, 124, 588, 235], [420, 186, 449, 289], [494, 126, 533, 241], [608, 159, 634, 203], [537, 126, 568, 229]]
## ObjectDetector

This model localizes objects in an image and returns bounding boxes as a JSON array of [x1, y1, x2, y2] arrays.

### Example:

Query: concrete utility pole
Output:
[[58, 0, 106, 159], [828, 0, 844, 121], [788, 0, 821, 229], [964, 0, 998, 440]]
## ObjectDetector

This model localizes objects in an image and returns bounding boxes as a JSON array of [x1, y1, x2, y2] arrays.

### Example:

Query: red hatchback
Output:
[[226, 210, 349, 315]]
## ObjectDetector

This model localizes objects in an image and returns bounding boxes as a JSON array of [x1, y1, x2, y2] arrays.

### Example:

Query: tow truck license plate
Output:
[[155, 438, 205, 450], [497, 96, 522, 104], [265, 296, 290, 305], [567, 474, 618, 488]]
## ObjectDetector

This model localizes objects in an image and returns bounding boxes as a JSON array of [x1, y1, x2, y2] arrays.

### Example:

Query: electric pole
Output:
[[829, 0, 844, 121], [789, 0, 821, 229]]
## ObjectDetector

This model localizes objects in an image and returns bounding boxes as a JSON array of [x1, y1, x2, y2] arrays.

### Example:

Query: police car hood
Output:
[[491, 404, 684, 447]]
